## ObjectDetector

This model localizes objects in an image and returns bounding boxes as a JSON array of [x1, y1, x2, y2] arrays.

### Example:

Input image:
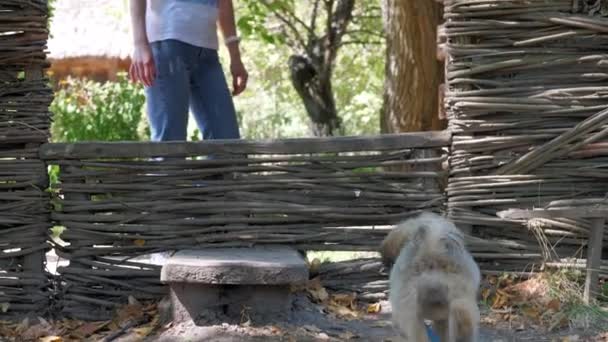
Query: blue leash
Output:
[[425, 324, 440, 342]]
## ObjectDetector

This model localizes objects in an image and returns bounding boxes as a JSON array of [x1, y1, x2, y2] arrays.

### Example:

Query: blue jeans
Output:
[[145, 39, 240, 141]]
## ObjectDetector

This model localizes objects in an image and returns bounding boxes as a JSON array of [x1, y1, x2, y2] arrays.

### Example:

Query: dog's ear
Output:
[[379, 234, 400, 268], [381, 252, 395, 268], [380, 214, 436, 268], [379, 224, 417, 268]]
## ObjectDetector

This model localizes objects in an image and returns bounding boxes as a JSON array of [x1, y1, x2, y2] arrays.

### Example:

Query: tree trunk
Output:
[[288, 54, 340, 137], [380, 0, 446, 134]]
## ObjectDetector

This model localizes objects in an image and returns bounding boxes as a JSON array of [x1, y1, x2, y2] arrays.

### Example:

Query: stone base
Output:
[[161, 246, 309, 325], [169, 283, 293, 325]]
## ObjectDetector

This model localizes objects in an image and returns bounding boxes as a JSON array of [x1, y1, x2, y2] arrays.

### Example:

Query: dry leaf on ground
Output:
[[367, 302, 381, 314], [338, 331, 358, 340], [305, 277, 329, 303], [39, 336, 62, 342], [72, 321, 109, 338]]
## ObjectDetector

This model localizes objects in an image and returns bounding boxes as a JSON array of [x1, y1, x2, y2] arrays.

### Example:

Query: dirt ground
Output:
[[2, 273, 605, 341], [133, 297, 606, 342]]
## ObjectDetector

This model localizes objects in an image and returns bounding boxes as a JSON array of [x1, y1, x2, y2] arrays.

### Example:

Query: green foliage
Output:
[[48, 1, 384, 143], [227, 41, 309, 139], [228, 0, 384, 138], [50, 73, 148, 142], [237, 1, 295, 44], [333, 42, 384, 136], [48, 165, 60, 186], [224, 38, 383, 139], [228, 42, 383, 138], [237, 1, 382, 48]]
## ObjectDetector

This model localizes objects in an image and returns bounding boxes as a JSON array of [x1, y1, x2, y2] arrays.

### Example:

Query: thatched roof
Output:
[[48, 0, 131, 60]]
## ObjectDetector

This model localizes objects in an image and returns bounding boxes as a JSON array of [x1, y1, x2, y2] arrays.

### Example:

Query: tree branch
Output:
[[328, 0, 356, 48], [310, 0, 321, 37], [345, 29, 384, 39], [339, 40, 384, 47], [259, 1, 309, 51], [321, 0, 355, 79]]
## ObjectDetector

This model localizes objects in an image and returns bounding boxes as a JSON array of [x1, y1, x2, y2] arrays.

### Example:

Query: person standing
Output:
[[128, 0, 248, 142]]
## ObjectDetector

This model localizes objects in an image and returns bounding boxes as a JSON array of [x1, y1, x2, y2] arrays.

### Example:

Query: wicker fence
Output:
[[444, 0, 608, 274], [2, 0, 607, 322], [40, 132, 451, 319], [0, 0, 53, 319]]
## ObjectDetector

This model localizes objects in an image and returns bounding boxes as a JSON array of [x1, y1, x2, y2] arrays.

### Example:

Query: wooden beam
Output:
[[584, 218, 605, 304], [497, 207, 608, 220], [39, 131, 452, 160]]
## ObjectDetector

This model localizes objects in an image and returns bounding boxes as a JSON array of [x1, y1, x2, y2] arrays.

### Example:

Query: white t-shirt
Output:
[[146, 0, 219, 50]]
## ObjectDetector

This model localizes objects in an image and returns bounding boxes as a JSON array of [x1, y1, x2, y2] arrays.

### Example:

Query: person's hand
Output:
[[129, 42, 156, 87], [230, 59, 248, 96]]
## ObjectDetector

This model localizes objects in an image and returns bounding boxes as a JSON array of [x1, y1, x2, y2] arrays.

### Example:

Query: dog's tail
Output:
[[449, 297, 479, 340]]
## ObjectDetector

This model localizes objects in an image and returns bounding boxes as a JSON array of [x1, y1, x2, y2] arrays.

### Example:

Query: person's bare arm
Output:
[[129, 0, 155, 87], [218, 0, 248, 95]]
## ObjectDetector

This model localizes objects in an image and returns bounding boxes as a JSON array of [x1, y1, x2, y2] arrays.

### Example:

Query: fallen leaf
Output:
[[367, 302, 381, 314], [39, 336, 62, 342], [107, 321, 119, 332], [521, 306, 540, 320], [0, 302, 9, 313], [133, 239, 146, 246], [327, 301, 360, 320], [332, 293, 357, 310], [115, 303, 145, 324], [128, 295, 142, 307], [17, 317, 30, 333], [73, 321, 109, 338], [306, 278, 329, 303], [302, 325, 321, 333], [371, 320, 390, 328], [547, 298, 560, 312], [148, 315, 160, 329], [491, 292, 508, 309], [481, 288, 491, 301], [338, 331, 358, 340], [480, 316, 497, 326], [548, 312, 568, 332], [133, 325, 154, 337], [317, 332, 330, 340], [496, 288, 513, 298], [22, 319, 58, 341]]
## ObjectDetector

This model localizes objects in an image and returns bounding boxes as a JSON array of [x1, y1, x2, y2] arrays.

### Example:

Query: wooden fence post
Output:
[[584, 217, 606, 304]]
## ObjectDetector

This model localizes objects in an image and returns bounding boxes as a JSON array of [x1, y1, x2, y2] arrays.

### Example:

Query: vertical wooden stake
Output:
[[584, 217, 605, 304]]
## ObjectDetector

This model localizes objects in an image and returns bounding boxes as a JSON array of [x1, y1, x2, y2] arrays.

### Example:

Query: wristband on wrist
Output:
[[225, 35, 241, 45]]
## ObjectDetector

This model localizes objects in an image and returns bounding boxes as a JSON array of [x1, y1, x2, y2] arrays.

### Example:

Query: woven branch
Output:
[[0, 0, 52, 319], [445, 0, 608, 278]]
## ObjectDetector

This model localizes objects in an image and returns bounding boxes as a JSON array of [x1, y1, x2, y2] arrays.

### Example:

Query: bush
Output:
[[50, 73, 148, 142]]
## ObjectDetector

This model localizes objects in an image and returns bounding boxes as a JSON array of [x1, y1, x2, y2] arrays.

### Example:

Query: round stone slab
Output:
[[160, 246, 309, 285]]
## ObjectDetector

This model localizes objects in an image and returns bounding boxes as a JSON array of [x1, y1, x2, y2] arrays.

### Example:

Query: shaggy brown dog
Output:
[[380, 212, 480, 342]]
